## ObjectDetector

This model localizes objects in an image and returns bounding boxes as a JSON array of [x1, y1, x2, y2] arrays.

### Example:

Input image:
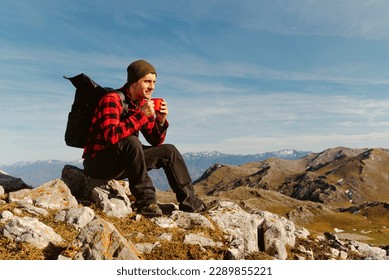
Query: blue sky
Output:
[[1, 0, 389, 164]]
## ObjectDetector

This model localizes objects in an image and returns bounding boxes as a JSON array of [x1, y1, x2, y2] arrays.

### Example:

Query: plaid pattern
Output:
[[82, 92, 168, 159]]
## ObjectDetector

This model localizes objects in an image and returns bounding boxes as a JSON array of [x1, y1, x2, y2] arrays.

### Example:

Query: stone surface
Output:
[[62, 165, 133, 218], [54, 206, 95, 230], [8, 179, 78, 210], [2, 216, 63, 249], [0, 171, 31, 193], [59, 218, 139, 260], [207, 201, 264, 259]]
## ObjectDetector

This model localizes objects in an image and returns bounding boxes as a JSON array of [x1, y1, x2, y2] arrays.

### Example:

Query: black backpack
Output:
[[64, 73, 127, 148]]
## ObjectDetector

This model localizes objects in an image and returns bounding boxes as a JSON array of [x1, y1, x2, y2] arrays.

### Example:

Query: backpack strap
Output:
[[115, 90, 129, 117]]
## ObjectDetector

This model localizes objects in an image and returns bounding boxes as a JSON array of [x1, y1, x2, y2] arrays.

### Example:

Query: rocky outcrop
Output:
[[0, 166, 388, 260], [197, 147, 389, 206], [62, 165, 133, 217], [2, 213, 63, 249], [0, 169, 32, 193], [8, 179, 78, 211], [58, 218, 139, 260]]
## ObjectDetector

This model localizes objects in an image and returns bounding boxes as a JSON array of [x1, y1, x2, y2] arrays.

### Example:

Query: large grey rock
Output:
[[349, 240, 388, 260], [62, 165, 133, 218], [295, 227, 310, 239], [0, 210, 14, 222], [8, 179, 78, 211], [2, 216, 63, 249], [208, 201, 265, 259], [135, 243, 157, 254], [0, 170, 32, 193], [171, 211, 214, 229], [153, 210, 214, 230], [260, 214, 296, 260], [61, 165, 92, 199], [90, 181, 133, 218], [58, 218, 139, 260], [17, 203, 49, 217], [206, 201, 298, 260], [54, 206, 95, 230]]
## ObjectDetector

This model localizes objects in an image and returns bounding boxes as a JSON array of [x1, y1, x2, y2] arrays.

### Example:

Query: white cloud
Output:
[[213, 0, 389, 40], [165, 91, 389, 156], [6, 1, 389, 41], [157, 56, 389, 89], [108, 0, 389, 40]]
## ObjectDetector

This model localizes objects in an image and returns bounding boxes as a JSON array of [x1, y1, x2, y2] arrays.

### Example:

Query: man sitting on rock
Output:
[[82, 59, 218, 217]]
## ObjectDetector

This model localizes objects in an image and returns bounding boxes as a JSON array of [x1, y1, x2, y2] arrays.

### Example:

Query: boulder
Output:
[[207, 201, 264, 259], [54, 206, 95, 230], [259, 214, 296, 260], [2, 216, 63, 249], [171, 211, 214, 229], [153, 210, 214, 230], [0, 170, 32, 193], [62, 165, 133, 218], [349, 240, 388, 260], [8, 179, 78, 211], [16, 203, 49, 217], [0, 210, 14, 222], [58, 218, 139, 260], [90, 180, 132, 218], [61, 165, 91, 199]]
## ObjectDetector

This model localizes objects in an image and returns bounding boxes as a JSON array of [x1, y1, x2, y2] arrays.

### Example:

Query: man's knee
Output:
[[162, 143, 178, 154], [160, 144, 184, 161], [118, 136, 142, 151], [118, 136, 143, 155]]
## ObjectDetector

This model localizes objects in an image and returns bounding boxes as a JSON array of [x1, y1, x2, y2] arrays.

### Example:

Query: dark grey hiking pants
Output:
[[83, 136, 203, 211]]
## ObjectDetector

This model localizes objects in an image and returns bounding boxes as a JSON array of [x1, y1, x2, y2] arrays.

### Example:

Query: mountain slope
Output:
[[195, 147, 389, 205], [194, 147, 389, 245]]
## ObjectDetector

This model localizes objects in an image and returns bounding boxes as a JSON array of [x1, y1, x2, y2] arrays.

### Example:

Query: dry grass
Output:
[[0, 200, 381, 260], [0, 201, 78, 260], [1, 193, 387, 260], [303, 210, 389, 246], [0, 201, 232, 260], [0, 201, 309, 260], [0, 236, 45, 260], [97, 207, 231, 260]]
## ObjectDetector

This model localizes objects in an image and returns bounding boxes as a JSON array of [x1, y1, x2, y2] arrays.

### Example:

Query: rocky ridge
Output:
[[1, 157, 388, 260], [194, 147, 389, 248]]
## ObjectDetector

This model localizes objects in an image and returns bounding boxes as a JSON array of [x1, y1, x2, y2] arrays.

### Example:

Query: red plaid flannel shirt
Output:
[[82, 92, 168, 159]]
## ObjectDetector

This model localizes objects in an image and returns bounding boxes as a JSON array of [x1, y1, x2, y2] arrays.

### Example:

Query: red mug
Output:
[[151, 98, 164, 112]]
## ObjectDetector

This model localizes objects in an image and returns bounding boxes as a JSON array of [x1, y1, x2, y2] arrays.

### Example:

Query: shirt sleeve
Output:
[[98, 93, 149, 145], [98, 93, 168, 146], [141, 116, 169, 146]]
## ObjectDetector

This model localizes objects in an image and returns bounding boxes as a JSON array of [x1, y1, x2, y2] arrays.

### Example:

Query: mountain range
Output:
[[0, 149, 310, 189], [193, 146, 389, 246], [1, 146, 388, 260]]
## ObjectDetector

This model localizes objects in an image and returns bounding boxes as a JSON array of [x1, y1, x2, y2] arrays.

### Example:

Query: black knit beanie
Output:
[[127, 59, 157, 85]]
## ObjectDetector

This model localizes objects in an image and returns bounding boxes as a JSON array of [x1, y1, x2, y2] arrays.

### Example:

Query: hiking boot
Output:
[[139, 203, 162, 217], [194, 200, 220, 213]]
